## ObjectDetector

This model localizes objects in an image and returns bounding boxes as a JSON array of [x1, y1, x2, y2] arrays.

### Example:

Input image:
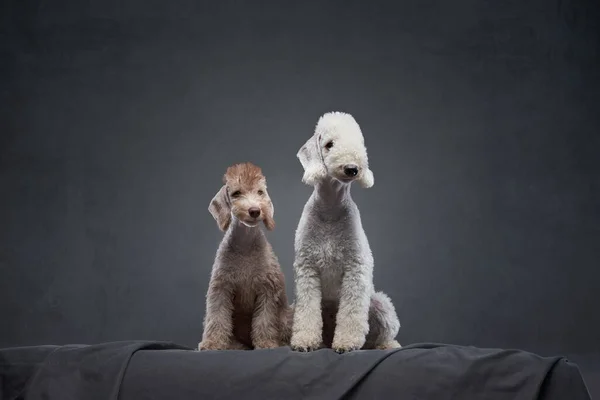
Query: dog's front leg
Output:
[[252, 273, 283, 349], [332, 265, 371, 353], [198, 277, 234, 351], [290, 263, 323, 351]]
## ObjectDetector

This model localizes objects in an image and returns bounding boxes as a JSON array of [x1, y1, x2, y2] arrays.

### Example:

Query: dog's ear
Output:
[[208, 185, 231, 231], [297, 135, 327, 185], [358, 167, 374, 188], [263, 194, 275, 231]]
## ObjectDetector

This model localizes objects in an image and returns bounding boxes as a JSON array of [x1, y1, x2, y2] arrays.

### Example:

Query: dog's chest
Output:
[[318, 239, 345, 301], [220, 253, 268, 314], [233, 283, 256, 314], [320, 267, 343, 301]]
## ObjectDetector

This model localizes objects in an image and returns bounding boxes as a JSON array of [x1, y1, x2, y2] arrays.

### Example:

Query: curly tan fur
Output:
[[198, 162, 292, 351]]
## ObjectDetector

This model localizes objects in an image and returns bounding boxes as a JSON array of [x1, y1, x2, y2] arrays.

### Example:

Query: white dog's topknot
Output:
[[315, 111, 363, 139]]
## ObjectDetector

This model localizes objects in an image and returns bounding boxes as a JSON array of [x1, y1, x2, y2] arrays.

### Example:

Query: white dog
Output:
[[290, 111, 401, 353]]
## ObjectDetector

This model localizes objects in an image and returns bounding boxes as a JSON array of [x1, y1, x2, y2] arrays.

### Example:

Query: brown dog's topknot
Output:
[[223, 162, 265, 185]]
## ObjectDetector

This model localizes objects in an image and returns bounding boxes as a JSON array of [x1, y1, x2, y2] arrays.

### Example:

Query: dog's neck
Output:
[[224, 217, 265, 250], [312, 177, 353, 209]]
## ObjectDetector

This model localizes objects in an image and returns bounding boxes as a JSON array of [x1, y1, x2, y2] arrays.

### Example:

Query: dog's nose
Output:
[[248, 207, 261, 218], [343, 165, 359, 177]]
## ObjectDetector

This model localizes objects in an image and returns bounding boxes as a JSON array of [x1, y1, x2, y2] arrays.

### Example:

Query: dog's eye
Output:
[[325, 141, 334, 150], [257, 190, 264, 195], [230, 190, 241, 198]]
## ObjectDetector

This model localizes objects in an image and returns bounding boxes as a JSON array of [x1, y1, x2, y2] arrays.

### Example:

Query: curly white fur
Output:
[[290, 112, 401, 353]]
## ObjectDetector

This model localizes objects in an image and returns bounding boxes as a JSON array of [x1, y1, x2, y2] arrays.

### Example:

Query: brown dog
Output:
[[198, 162, 292, 350]]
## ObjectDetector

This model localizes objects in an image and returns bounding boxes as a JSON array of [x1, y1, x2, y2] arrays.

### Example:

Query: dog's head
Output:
[[297, 111, 374, 188], [208, 162, 275, 232]]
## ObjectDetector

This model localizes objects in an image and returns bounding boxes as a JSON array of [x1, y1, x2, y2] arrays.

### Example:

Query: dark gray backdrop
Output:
[[1, 0, 599, 357]]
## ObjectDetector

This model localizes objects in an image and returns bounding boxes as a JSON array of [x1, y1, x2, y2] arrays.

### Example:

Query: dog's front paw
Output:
[[290, 331, 323, 352], [197, 339, 229, 351], [332, 333, 366, 354]]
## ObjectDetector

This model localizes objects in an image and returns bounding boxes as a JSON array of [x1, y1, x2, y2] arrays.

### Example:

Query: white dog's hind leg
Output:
[[363, 291, 401, 349], [331, 266, 371, 353], [290, 263, 323, 351]]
